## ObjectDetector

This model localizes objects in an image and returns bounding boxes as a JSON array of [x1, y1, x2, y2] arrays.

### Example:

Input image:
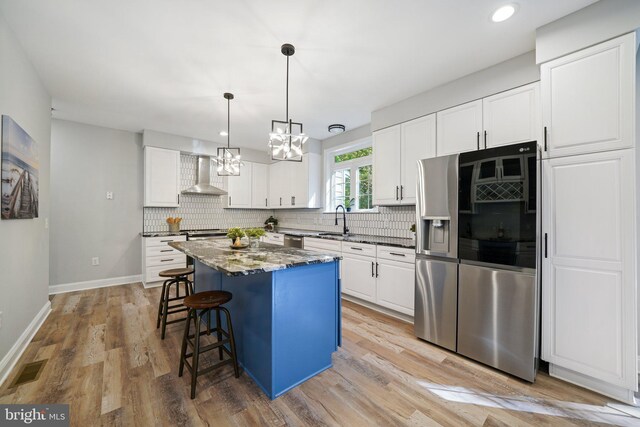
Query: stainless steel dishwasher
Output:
[[284, 235, 304, 248]]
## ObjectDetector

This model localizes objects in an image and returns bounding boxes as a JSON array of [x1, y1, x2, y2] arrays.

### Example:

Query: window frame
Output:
[[323, 137, 378, 213]]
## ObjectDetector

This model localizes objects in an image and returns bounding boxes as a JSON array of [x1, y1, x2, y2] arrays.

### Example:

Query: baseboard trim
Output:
[[49, 274, 142, 295], [0, 300, 51, 387], [341, 294, 414, 324], [549, 363, 636, 404]]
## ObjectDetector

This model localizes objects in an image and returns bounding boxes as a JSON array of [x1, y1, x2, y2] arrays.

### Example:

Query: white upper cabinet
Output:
[[144, 146, 181, 207], [483, 82, 540, 149], [225, 162, 252, 208], [400, 115, 436, 204], [373, 125, 401, 205], [436, 100, 483, 156], [269, 154, 322, 209], [542, 149, 637, 393], [541, 32, 635, 158], [251, 162, 270, 209], [373, 115, 435, 206]]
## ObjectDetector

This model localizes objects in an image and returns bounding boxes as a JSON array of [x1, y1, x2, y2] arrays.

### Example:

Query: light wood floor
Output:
[[1, 283, 638, 426]]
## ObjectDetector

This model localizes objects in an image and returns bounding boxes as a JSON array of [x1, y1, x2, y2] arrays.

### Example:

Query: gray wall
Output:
[[0, 14, 51, 373], [371, 51, 539, 132], [50, 120, 143, 286], [536, 0, 640, 64]]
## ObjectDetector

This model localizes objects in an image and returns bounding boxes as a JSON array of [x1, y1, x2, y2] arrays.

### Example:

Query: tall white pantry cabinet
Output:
[[540, 32, 638, 403]]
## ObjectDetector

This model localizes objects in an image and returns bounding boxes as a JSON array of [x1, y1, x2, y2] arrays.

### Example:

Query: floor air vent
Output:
[[9, 359, 47, 388]]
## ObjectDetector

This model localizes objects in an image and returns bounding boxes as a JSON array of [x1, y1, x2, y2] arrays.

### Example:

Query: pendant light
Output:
[[268, 43, 308, 162], [215, 92, 243, 176]]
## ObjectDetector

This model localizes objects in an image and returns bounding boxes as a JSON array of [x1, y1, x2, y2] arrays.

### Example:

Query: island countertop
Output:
[[169, 239, 340, 277]]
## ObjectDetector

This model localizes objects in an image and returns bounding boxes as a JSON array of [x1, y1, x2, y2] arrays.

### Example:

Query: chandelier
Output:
[[268, 43, 308, 162], [215, 92, 243, 176]]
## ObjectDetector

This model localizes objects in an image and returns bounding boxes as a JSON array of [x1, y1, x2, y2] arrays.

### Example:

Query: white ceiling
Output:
[[0, 0, 597, 150]]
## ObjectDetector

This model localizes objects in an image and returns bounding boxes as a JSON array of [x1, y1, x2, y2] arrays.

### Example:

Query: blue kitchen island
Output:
[[169, 239, 341, 399]]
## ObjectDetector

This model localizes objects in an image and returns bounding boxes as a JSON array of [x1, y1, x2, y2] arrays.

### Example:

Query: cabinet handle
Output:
[[396, 186, 399, 200], [375, 262, 379, 278], [160, 249, 172, 252], [160, 239, 173, 243], [265, 198, 268, 207], [161, 258, 174, 262], [177, 194, 180, 205], [229, 196, 231, 206], [400, 185, 403, 200], [291, 196, 295, 206], [543, 127, 548, 152], [280, 197, 282, 206], [350, 247, 363, 251], [477, 132, 480, 150], [544, 233, 548, 258], [371, 261, 374, 277], [389, 252, 406, 257], [484, 130, 487, 149]]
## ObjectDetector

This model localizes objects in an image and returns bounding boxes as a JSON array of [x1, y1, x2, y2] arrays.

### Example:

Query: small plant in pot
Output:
[[410, 223, 416, 243], [227, 227, 246, 246], [344, 198, 355, 212], [245, 228, 266, 247], [264, 216, 278, 231]]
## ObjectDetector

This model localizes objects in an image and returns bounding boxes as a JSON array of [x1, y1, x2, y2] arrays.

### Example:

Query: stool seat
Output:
[[159, 267, 194, 278], [184, 291, 232, 309]]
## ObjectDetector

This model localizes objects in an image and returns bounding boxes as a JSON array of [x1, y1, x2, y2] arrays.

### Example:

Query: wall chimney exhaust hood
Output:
[[182, 156, 228, 195]]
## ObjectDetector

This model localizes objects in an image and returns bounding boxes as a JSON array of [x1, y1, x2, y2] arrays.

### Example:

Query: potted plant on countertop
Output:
[[245, 227, 266, 247], [344, 198, 355, 212], [264, 215, 278, 231], [410, 223, 416, 244], [227, 227, 246, 247]]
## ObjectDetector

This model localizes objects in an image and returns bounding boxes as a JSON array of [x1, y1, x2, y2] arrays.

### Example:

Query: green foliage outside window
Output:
[[334, 147, 373, 164]]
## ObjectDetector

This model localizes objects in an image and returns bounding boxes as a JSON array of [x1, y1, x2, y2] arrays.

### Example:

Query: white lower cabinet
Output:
[[308, 238, 415, 317], [375, 246, 415, 316], [142, 235, 187, 286], [542, 149, 637, 401], [341, 253, 377, 303]]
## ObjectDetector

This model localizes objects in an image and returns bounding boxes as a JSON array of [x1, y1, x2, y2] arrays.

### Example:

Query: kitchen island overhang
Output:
[[170, 240, 342, 399]]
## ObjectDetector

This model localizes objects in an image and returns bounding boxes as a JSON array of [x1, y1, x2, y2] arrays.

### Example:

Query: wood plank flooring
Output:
[[1, 283, 638, 426]]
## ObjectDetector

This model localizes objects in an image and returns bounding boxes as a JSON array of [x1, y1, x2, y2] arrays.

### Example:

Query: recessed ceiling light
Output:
[[328, 124, 345, 134], [219, 131, 228, 136], [491, 4, 516, 23]]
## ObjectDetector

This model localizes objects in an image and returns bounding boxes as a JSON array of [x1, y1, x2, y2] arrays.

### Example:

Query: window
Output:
[[325, 141, 374, 212]]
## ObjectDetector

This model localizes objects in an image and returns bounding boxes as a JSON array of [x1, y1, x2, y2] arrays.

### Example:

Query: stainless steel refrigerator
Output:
[[414, 154, 459, 352]]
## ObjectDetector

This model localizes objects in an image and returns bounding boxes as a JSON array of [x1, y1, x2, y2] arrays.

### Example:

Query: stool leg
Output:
[[206, 309, 211, 336], [156, 280, 169, 329], [216, 308, 223, 360], [178, 308, 193, 377], [190, 312, 202, 399], [161, 279, 176, 339], [184, 277, 190, 297], [221, 307, 240, 378]]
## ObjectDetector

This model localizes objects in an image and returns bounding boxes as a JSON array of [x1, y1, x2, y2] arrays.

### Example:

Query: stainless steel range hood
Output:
[[182, 156, 227, 195]]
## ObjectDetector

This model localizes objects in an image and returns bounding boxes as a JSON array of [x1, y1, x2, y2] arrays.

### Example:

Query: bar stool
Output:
[[156, 267, 194, 339], [179, 290, 240, 399]]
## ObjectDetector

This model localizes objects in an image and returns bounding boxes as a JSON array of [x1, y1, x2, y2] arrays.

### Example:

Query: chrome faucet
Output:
[[335, 205, 349, 235]]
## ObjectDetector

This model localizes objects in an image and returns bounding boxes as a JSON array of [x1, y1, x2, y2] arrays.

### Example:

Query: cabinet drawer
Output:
[[304, 237, 342, 253], [376, 246, 415, 264], [146, 254, 186, 268], [342, 242, 376, 257], [145, 245, 183, 257], [145, 235, 186, 247], [145, 263, 188, 284]]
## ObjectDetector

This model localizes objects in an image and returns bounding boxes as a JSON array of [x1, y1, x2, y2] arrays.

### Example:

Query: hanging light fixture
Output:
[[215, 92, 243, 176], [268, 43, 308, 162]]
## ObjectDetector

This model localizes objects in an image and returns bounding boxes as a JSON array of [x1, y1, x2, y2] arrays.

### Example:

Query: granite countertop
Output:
[[169, 239, 341, 277], [274, 228, 416, 249]]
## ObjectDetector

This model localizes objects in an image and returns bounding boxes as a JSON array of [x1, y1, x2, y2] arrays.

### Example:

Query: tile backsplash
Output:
[[144, 154, 417, 236], [143, 154, 268, 232]]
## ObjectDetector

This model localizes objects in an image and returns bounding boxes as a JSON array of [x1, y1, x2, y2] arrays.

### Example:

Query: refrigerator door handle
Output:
[[544, 233, 548, 258]]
